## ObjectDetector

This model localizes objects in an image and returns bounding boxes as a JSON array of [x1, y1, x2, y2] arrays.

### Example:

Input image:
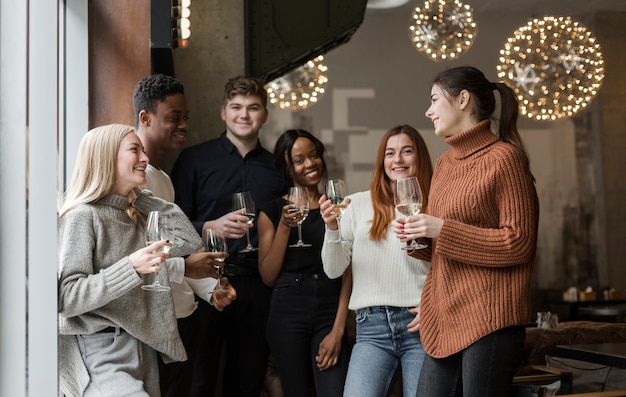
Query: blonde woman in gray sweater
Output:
[[57, 124, 202, 397]]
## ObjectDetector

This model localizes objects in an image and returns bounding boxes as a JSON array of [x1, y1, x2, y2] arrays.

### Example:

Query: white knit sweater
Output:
[[321, 190, 430, 311]]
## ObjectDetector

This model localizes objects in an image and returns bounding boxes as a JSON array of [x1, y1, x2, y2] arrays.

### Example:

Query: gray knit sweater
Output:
[[57, 190, 202, 397]]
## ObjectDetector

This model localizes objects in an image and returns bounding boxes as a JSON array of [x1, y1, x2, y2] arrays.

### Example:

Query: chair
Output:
[[513, 365, 573, 396]]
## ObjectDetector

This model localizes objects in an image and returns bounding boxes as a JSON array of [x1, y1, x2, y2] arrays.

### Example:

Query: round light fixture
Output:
[[408, 0, 477, 62], [266, 56, 328, 112], [497, 16, 604, 121]]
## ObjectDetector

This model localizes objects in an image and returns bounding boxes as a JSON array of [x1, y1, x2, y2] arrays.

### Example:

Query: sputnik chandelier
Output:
[[408, 0, 477, 62], [497, 16, 604, 121], [266, 56, 328, 112]]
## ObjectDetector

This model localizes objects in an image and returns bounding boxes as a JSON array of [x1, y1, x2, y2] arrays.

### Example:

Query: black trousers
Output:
[[266, 273, 349, 397], [416, 325, 526, 397], [189, 275, 272, 397], [158, 309, 202, 397]]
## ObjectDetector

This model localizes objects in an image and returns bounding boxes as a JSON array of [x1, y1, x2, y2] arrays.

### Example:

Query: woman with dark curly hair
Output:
[[258, 129, 351, 397]]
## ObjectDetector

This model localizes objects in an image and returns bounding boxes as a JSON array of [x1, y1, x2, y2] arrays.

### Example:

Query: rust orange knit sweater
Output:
[[410, 120, 539, 358]]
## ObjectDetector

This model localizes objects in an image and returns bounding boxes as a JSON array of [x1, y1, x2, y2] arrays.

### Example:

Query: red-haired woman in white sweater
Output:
[[392, 66, 539, 397]]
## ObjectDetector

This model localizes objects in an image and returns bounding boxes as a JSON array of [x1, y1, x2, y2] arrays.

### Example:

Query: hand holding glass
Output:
[[288, 186, 311, 248], [232, 191, 258, 253], [202, 228, 228, 294], [142, 211, 173, 291], [326, 179, 350, 242], [394, 176, 426, 250]]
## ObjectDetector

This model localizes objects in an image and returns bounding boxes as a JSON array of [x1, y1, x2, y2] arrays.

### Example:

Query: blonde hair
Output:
[[59, 124, 136, 219]]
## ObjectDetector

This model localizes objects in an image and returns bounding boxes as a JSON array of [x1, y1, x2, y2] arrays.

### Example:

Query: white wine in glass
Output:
[[142, 211, 172, 291], [394, 176, 426, 250], [288, 186, 311, 248], [202, 228, 228, 293], [232, 191, 258, 253], [326, 179, 351, 242]]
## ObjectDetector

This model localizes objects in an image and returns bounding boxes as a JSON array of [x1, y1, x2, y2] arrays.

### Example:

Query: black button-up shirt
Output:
[[171, 132, 287, 268]]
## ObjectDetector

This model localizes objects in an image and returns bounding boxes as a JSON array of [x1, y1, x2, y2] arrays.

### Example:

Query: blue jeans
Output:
[[416, 325, 525, 397], [344, 306, 425, 397]]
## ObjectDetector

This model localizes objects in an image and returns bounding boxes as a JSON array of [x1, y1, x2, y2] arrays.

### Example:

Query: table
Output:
[[545, 300, 626, 321], [555, 342, 626, 368], [578, 304, 626, 319]]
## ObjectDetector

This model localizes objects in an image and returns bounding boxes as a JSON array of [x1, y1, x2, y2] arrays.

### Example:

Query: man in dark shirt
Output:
[[171, 76, 287, 397]]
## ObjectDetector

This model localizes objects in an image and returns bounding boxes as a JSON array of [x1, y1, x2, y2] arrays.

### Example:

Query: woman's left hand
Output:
[[407, 306, 420, 333], [315, 331, 343, 371], [392, 213, 444, 242]]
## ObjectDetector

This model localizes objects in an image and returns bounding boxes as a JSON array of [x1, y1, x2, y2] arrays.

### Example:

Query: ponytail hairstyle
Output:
[[431, 66, 532, 173], [369, 125, 433, 241]]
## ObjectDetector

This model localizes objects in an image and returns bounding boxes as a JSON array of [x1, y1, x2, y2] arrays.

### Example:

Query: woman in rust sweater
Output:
[[392, 66, 539, 396]]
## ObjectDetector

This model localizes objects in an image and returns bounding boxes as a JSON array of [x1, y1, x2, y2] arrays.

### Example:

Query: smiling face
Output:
[[221, 94, 268, 143], [290, 137, 324, 188], [141, 93, 189, 151], [383, 133, 418, 182], [113, 132, 149, 195], [425, 83, 465, 137]]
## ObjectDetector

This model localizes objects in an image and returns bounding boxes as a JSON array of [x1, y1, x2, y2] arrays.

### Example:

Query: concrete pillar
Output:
[[593, 11, 626, 293]]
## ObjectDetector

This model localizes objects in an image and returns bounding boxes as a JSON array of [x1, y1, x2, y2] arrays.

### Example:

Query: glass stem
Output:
[[245, 229, 252, 248], [337, 218, 343, 241], [297, 223, 304, 244]]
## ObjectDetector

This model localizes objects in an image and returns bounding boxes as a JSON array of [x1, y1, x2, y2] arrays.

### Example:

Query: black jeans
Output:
[[189, 275, 272, 397], [266, 273, 349, 397], [416, 325, 526, 397]]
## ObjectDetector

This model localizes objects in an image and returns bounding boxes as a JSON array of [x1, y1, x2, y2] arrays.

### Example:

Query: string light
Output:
[[408, 0, 477, 62], [266, 56, 328, 111], [497, 16, 604, 121], [172, 0, 191, 48]]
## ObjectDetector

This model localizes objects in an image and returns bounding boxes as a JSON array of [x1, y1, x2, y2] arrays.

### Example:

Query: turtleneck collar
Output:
[[443, 119, 498, 160], [97, 193, 130, 210]]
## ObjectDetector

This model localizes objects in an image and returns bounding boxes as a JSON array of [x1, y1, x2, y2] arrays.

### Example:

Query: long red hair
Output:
[[369, 125, 433, 241]]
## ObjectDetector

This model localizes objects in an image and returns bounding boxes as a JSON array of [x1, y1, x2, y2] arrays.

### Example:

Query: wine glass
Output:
[[142, 211, 172, 291], [202, 228, 228, 294], [394, 176, 427, 250], [232, 191, 258, 253], [326, 179, 350, 242], [288, 186, 311, 248]]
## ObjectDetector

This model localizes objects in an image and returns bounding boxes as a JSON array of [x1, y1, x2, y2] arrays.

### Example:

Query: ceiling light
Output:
[[497, 16, 604, 121]]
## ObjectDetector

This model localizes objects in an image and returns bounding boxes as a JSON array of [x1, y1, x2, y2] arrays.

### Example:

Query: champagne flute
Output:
[[142, 211, 172, 291], [232, 191, 258, 253], [394, 176, 427, 250], [288, 186, 311, 248], [326, 179, 350, 242], [202, 228, 228, 294]]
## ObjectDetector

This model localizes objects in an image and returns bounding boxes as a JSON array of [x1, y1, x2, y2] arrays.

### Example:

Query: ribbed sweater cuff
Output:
[[101, 258, 142, 293], [156, 338, 188, 363], [436, 219, 475, 259]]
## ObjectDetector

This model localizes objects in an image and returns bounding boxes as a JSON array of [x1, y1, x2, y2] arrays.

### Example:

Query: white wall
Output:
[[0, 1, 89, 395]]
